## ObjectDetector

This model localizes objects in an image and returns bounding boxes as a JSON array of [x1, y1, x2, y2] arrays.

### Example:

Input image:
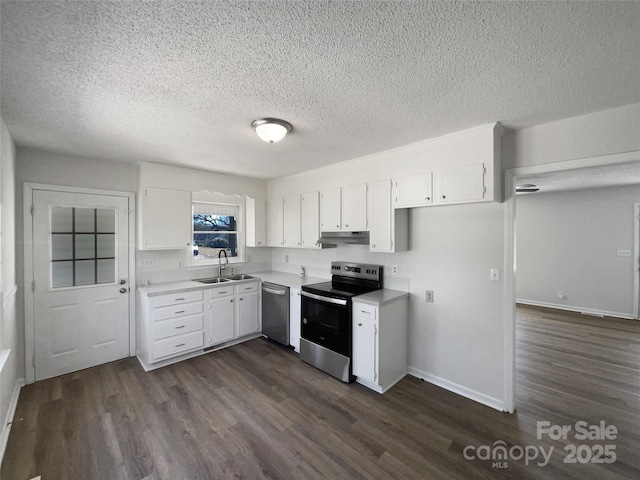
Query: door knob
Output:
[[119, 279, 127, 285], [119, 287, 127, 294]]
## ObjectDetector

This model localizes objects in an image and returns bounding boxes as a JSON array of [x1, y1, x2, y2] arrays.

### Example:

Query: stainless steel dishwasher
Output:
[[261, 282, 290, 346]]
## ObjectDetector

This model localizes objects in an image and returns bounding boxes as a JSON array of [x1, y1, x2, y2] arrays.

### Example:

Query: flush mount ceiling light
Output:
[[251, 118, 292, 144]]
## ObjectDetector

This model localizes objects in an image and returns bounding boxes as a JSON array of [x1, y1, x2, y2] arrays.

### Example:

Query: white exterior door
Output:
[[32, 190, 131, 381]]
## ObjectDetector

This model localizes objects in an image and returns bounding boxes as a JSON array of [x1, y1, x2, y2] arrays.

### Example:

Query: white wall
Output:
[[268, 125, 506, 409], [502, 103, 640, 170], [1, 117, 21, 459], [516, 185, 640, 318]]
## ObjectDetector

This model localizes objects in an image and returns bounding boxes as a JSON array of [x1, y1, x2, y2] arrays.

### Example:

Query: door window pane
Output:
[[75, 234, 95, 259], [96, 209, 115, 233], [75, 260, 96, 286], [51, 207, 73, 232], [52, 234, 73, 261], [52, 261, 73, 288], [97, 259, 115, 284], [75, 208, 95, 232]]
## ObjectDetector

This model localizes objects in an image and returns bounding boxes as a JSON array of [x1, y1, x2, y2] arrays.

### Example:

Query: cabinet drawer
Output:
[[153, 290, 203, 308], [153, 331, 204, 360], [209, 286, 235, 298], [236, 282, 259, 294], [354, 303, 377, 320], [154, 314, 204, 340], [153, 302, 203, 321]]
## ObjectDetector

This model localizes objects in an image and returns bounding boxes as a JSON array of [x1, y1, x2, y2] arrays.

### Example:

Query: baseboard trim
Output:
[[0, 377, 25, 465], [407, 366, 505, 412], [516, 299, 634, 320]]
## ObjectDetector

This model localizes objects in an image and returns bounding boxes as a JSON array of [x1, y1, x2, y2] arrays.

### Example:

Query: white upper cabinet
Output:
[[320, 184, 367, 232], [433, 163, 486, 204], [246, 198, 266, 247], [341, 183, 368, 231], [394, 173, 433, 208], [368, 179, 407, 253], [320, 187, 341, 231], [139, 187, 191, 250], [266, 197, 284, 247], [300, 191, 320, 248], [283, 195, 301, 247]]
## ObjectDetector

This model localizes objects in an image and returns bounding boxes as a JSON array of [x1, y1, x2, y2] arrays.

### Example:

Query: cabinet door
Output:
[[266, 198, 284, 247], [289, 288, 301, 352], [283, 195, 301, 247], [141, 187, 191, 249], [394, 173, 432, 208], [320, 188, 341, 232], [368, 179, 392, 252], [433, 164, 485, 204], [342, 183, 368, 230], [352, 316, 377, 383], [237, 291, 260, 337], [210, 297, 235, 345], [246, 198, 266, 247], [300, 192, 320, 248]]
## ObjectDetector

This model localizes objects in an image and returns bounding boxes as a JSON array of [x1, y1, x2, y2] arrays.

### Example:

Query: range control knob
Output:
[[303, 318, 308, 324]]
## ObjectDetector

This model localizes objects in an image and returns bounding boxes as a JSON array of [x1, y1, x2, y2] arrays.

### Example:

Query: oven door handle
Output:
[[301, 290, 348, 306]]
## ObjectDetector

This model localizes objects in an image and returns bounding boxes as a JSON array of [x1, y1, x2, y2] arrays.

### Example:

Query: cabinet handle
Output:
[[357, 322, 362, 326], [336, 224, 340, 228], [175, 298, 185, 301], [175, 325, 185, 329], [345, 224, 349, 228], [372, 244, 376, 248], [175, 343, 186, 347], [441, 195, 446, 199], [426, 197, 430, 201], [239, 297, 243, 301], [219, 291, 228, 294], [175, 310, 185, 314], [230, 299, 234, 303]]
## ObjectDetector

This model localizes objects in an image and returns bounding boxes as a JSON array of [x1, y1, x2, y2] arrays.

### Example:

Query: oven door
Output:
[[300, 291, 351, 356]]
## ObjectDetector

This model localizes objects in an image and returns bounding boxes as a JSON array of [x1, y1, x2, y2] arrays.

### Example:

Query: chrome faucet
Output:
[[218, 249, 229, 277]]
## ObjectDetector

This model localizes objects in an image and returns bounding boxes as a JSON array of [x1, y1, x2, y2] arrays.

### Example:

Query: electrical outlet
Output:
[[139, 259, 154, 268], [392, 265, 399, 275], [558, 291, 565, 299], [284, 254, 289, 263], [425, 290, 434, 303], [490, 268, 500, 282], [617, 249, 631, 257], [177, 260, 183, 269]]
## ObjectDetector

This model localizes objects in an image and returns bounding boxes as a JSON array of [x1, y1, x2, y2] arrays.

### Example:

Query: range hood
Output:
[[318, 231, 370, 245]]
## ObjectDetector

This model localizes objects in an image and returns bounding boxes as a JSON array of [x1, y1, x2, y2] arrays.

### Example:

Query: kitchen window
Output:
[[191, 202, 244, 265]]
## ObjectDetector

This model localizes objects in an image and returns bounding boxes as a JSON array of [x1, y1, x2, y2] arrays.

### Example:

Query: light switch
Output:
[[490, 268, 500, 282], [617, 250, 631, 257]]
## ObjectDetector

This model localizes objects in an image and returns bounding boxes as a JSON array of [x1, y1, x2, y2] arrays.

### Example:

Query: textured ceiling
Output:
[[1, 1, 639, 180]]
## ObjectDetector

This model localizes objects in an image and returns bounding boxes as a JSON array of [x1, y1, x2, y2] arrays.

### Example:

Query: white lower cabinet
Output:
[[209, 294, 235, 344], [207, 280, 261, 346], [138, 280, 261, 371], [237, 291, 261, 337], [352, 295, 408, 393], [137, 289, 206, 370], [289, 287, 301, 352]]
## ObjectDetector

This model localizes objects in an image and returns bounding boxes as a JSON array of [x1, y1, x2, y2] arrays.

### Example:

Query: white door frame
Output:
[[634, 202, 640, 320], [23, 183, 136, 384], [503, 150, 640, 413]]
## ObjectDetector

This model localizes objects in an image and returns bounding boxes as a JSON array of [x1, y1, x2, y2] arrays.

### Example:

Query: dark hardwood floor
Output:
[[3, 305, 639, 479]]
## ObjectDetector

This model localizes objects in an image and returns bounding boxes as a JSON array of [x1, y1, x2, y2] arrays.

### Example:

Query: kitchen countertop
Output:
[[353, 289, 409, 306], [138, 271, 328, 296], [252, 271, 327, 288]]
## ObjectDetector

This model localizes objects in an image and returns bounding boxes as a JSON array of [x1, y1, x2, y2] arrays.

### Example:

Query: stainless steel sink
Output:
[[195, 277, 231, 284], [225, 274, 255, 281]]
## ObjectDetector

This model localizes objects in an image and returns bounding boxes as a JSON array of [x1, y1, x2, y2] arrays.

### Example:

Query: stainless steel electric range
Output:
[[300, 261, 383, 382]]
